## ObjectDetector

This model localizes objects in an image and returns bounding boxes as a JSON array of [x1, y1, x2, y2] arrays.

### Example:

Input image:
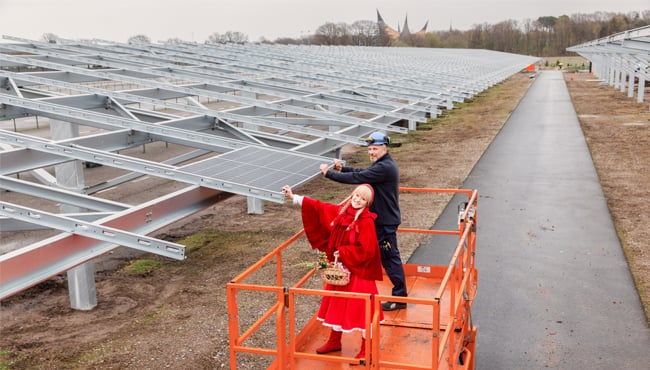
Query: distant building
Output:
[[377, 9, 428, 46]]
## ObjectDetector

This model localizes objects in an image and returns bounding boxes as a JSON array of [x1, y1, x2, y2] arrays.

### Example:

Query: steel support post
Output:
[[638, 76, 646, 105], [247, 196, 264, 215], [66, 262, 97, 310], [239, 91, 265, 214], [627, 71, 635, 98], [51, 118, 97, 310]]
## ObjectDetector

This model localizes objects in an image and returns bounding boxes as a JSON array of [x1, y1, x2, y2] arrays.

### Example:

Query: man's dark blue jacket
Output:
[[325, 153, 401, 226]]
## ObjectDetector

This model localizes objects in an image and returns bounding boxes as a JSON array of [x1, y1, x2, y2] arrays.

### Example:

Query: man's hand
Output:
[[319, 163, 330, 176], [320, 160, 342, 176], [333, 159, 343, 171]]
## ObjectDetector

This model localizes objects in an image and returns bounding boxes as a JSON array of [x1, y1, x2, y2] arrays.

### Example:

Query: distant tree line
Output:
[[269, 10, 650, 56], [41, 10, 649, 57]]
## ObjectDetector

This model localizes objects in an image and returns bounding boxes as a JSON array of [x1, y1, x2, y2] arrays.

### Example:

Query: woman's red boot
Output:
[[355, 338, 368, 364], [316, 329, 342, 354]]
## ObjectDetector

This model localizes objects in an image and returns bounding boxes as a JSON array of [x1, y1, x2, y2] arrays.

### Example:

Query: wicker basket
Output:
[[320, 254, 350, 286]]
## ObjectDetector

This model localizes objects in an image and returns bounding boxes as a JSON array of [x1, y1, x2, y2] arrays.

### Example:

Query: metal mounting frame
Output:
[[0, 35, 539, 302]]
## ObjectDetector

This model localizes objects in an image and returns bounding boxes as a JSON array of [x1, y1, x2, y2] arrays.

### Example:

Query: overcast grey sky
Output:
[[1, 0, 647, 43]]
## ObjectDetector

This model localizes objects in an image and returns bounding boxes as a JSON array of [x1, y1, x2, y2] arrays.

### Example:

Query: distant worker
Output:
[[319, 132, 408, 311]]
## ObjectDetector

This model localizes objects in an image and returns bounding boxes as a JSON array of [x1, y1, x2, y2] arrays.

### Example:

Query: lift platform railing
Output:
[[226, 230, 305, 364], [371, 188, 477, 369], [287, 288, 373, 368], [226, 188, 478, 369]]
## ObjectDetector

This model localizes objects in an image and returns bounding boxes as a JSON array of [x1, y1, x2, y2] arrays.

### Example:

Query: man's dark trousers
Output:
[[377, 225, 407, 297]]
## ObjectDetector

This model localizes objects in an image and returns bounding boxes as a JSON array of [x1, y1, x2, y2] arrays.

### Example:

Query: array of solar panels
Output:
[[567, 25, 650, 107], [0, 35, 538, 299]]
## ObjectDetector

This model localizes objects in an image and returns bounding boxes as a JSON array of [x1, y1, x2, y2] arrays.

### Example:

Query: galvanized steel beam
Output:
[[0, 186, 230, 300], [0, 201, 186, 259]]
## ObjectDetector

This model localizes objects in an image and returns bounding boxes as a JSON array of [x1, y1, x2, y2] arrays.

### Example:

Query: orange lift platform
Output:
[[227, 188, 478, 369]]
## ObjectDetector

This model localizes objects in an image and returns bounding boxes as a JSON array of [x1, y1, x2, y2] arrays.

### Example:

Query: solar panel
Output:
[[180, 146, 326, 191]]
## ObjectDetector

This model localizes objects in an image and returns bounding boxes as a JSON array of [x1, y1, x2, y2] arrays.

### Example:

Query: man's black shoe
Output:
[[382, 302, 407, 311]]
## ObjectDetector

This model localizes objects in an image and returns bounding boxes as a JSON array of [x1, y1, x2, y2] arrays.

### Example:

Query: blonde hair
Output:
[[338, 184, 374, 222]]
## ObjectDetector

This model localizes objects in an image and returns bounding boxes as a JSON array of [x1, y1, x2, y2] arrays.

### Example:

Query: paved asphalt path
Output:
[[408, 70, 650, 369]]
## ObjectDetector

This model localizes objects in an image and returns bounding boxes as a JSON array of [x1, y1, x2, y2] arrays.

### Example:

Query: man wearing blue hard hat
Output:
[[319, 131, 408, 311]]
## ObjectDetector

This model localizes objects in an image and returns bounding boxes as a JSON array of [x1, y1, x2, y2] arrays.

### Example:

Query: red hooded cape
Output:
[[301, 197, 382, 281]]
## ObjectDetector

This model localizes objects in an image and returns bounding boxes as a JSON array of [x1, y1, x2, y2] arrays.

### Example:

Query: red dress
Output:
[[301, 197, 384, 334]]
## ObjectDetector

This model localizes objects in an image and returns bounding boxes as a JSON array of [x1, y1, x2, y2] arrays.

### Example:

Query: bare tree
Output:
[[313, 23, 336, 45], [643, 9, 650, 22], [128, 34, 151, 44], [223, 31, 249, 44], [302, 10, 649, 54], [338, 23, 353, 45], [606, 14, 630, 34], [206, 31, 248, 44], [554, 15, 573, 53], [350, 20, 378, 46], [438, 30, 469, 49], [206, 32, 225, 44], [313, 22, 351, 45], [422, 32, 442, 48], [274, 37, 301, 45], [537, 16, 557, 32], [164, 38, 186, 45], [490, 20, 522, 53], [468, 24, 490, 49]]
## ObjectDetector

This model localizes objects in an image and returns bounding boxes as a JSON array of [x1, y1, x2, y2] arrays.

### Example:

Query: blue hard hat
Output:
[[364, 132, 389, 146]]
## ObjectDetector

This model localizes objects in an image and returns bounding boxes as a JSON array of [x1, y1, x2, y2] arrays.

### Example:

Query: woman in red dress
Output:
[[282, 184, 384, 361]]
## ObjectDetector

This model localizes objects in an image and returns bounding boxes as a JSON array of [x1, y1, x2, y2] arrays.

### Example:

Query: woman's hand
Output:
[[282, 185, 293, 200]]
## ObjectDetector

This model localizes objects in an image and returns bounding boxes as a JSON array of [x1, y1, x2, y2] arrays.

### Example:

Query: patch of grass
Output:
[[122, 259, 165, 275], [76, 344, 107, 366], [415, 121, 434, 130], [178, 229, 279, 262], [0, 349, 13, 370], [178, 229, 227, 253], [417, 107, 458, 129], [74, 339, 142, 367], [120, 231, 236, 276]]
